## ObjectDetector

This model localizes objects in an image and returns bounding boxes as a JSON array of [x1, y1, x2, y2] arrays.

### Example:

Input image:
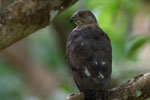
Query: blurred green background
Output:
[[0, 0, 150, 100]]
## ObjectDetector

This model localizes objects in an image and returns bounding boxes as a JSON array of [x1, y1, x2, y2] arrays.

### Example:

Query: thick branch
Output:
[[67, 72, 150, 100], [0, 0, 78, 50]]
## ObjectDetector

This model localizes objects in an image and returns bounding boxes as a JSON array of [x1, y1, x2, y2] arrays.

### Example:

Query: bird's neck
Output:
[[73, 23, 98, 31]]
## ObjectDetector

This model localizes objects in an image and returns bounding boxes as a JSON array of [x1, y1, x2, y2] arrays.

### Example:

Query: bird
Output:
[[66, 9, 112, 100]]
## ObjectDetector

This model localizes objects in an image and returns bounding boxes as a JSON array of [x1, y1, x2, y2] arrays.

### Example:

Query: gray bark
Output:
[[0, 0, 78, 50]]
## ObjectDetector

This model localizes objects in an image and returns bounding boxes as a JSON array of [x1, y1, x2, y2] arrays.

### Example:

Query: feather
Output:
[[66, 10, 112, 100]]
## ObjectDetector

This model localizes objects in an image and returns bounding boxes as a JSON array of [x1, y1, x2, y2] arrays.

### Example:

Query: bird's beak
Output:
[[70, 17, 75, 23]]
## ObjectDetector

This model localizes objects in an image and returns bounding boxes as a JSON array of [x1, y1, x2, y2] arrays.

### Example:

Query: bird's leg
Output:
[[95, 90, 107, 100], [102, 91, 108, 100]]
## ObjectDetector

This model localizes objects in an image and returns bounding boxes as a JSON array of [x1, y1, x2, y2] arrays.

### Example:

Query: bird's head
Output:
[[70, 9, 97, 26]]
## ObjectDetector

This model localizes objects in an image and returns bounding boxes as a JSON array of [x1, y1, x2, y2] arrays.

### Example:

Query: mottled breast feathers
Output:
[[66, 24, 112, 92]]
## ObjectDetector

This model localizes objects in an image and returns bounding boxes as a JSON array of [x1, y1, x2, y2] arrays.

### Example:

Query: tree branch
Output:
[[0, 0, 78, 50], [66, 72, 150, 100]]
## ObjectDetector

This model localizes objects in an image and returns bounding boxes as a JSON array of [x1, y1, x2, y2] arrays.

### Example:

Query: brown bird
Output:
[[66, 9, 112, 100]]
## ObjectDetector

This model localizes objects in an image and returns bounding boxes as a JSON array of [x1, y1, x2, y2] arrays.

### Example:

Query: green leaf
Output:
[[126, 35, 150, 60], [145, 98, 150, 100]]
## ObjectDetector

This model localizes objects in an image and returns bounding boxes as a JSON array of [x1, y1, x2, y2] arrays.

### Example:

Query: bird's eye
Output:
[[79, 13, 85, 17]]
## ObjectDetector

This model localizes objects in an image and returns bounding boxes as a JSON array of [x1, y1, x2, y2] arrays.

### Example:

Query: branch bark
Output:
[[0, 0, 78, 50], [67, 72, 150, 100]]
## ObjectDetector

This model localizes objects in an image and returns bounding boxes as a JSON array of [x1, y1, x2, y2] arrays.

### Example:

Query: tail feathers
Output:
[[84, 90, 106, 100], [84, 90, 95, 100], [96, 90, 106, 100]]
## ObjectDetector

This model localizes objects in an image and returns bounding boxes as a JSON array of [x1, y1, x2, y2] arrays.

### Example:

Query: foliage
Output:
[[0, 0, 150, 100], [126, 35, 150, 60]]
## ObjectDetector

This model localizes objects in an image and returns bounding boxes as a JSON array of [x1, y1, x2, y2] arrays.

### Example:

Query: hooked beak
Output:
[[70, 17, 75, 23]]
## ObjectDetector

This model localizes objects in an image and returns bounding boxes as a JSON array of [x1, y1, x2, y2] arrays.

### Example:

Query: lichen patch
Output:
[[49, 10, 59, 21]]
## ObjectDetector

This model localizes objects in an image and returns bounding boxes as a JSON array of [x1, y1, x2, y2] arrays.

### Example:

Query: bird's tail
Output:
[[84, 90, 106, 100]]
